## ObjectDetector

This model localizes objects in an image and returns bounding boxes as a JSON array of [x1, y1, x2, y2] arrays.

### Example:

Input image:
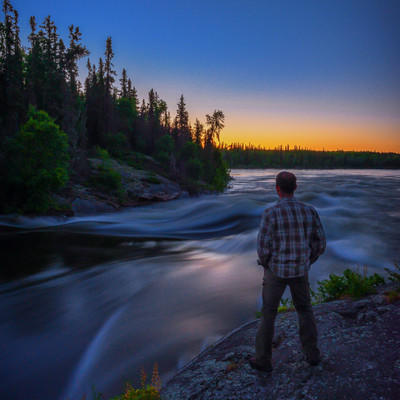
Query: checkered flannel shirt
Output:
[[257, 197, 326, 278]]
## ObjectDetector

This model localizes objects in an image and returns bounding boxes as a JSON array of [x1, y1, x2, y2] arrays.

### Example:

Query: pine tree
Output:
[[193, 118, 204, 147], [173, 94, 191, 148], [0, 0, 24, 139], [205, 110, 225, 148], [103, 37, 116, 135], [120, 68, 128, 98], [66, 25, 89, 95]]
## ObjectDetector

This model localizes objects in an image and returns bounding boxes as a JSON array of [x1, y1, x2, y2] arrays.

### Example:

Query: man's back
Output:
[[257, 197, 326, 278], [251, 171, 324, 372]]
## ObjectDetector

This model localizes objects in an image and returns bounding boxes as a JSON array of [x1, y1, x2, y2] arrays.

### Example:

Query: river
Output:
[[0, 169, 399, 400]]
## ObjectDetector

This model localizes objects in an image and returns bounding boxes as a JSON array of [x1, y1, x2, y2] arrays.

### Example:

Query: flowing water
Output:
[[0, 169, 399, 400]]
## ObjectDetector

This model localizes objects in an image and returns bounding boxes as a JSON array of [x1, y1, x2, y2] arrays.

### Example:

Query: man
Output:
[[250, 171, 326, 372]]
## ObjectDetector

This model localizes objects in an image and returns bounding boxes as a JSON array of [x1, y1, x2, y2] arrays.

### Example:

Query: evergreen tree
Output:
[[205, 110, 225, 148], [65, 25, 89, 95], [0, 0, 24, 140], [103, 36, 116, 135], [173, 94, 191, 147], [193, 118, 204, 147], [120, 68, 128, 98], [127, 79, 138, 105]]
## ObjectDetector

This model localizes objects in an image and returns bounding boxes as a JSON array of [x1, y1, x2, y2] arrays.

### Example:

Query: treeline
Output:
[[221, 143, 400, 169], [0, 0, 229, 212]]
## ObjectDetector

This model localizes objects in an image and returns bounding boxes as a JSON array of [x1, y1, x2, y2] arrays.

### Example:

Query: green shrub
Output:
[[110, 363, 161, 400], [186, 158, 203, 179], [90, 167, 122, 192], [105, 132, 129, 158], [145, 174, 162, 184], [256, 297, 295, 317], [90, 147, 122, 193], [156, 135, 174, 155], [256, 267, 387, 317], [1, 106, 69, 213], [384, 264, 400, 284], [211, 165, 230, 192], [385, 288, 400, 303], [278, 298, 295, 313], [179, 141, 199, 161], [316, 267, 385, 302], [155, 151, 170, 166]]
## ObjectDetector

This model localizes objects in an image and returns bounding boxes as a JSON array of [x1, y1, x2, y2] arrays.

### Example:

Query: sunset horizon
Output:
[[10, 0, 400, 154]]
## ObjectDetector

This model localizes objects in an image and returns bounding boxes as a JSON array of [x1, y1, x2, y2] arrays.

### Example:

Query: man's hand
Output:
[[257, 256, 269, 267]]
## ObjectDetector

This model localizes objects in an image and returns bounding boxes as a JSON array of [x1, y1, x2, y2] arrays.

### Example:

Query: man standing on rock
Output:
[[250, 171, 326, 372]]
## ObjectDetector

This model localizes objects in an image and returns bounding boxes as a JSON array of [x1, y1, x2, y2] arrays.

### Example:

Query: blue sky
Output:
[[13, 0, 400, 151]]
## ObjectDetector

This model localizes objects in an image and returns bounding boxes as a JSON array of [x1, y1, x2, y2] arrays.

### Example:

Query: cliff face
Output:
[[163, 284, 400, 400]]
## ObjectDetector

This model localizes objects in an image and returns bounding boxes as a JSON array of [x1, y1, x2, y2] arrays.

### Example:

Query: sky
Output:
[[13, 0, 400, 152]]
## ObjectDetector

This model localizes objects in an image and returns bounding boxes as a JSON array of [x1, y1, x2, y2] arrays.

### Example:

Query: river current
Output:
[[0, 169, 399, 399]]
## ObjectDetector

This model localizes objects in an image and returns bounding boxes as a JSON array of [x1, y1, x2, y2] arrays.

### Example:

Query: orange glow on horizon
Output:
[[220, 115, 400, 153]]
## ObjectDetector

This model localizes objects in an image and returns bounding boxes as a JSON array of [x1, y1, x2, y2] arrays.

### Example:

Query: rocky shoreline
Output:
[[53, 156, 187, 217], [162, 284, 400, 400]]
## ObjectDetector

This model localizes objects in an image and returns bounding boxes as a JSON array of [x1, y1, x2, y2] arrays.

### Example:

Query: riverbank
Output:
[[162, 283, 400, 400], [45, 152, 217, 217], [53, 154, 184, 216]]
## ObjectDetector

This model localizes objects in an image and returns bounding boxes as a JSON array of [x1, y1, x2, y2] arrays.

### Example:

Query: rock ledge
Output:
[[163, 284, 400, 400]]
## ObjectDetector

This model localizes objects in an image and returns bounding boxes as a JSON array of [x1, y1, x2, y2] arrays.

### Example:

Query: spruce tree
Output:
[[0, 0, 24, 139], [174, 94, 191, 148], [120, 68, 128, 98], [193, 118, 204, 147]]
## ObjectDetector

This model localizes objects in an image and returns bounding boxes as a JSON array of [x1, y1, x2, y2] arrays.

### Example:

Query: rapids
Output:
[[0, 169, 399, 399]]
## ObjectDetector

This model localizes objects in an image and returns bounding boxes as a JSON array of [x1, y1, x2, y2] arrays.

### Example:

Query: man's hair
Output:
[[276, 171, 297, 194]]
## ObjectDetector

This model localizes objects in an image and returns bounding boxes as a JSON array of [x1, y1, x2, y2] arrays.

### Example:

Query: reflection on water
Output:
[[0, 169, 399, 400]]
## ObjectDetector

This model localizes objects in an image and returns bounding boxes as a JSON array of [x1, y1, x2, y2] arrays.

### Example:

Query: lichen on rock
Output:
[[162, 284, 400, 400]]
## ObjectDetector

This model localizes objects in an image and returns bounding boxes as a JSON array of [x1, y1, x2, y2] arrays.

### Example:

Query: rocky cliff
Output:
[[162, 284, 400, 400]]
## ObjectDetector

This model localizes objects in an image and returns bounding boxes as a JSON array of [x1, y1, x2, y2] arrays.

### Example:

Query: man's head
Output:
[[276, 171, 297, 197]]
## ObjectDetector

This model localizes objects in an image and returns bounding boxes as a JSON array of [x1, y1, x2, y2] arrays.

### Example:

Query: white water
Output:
[[0, 169, 399, 399]]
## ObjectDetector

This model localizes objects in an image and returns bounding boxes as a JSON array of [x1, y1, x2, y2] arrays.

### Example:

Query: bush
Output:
[[201, 148, 230, 191], [179, 141, 199, 161], [105, 132, 129, 158], [155, 135, 175, 166], [186, 158, 203, 179], [110, 363, 161, 400], [256, 267, 387, 318], [90, 167, 122, 192], [145, 174, 162, 185], [316, 267, 385, 302], [384, 264, 400, 284], [89, 147, 122, 193], [0, 107, 69, 213], [156, 135, 174, 155]]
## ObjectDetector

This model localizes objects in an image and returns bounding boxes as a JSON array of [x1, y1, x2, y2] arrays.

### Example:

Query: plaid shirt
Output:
[[257, 197, 326, 278]]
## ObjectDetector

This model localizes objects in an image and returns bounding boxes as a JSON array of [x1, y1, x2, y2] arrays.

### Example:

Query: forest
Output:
[[0, 0, 229, 213], [221, 143, 400, 169], [1, 0, 399, 214]]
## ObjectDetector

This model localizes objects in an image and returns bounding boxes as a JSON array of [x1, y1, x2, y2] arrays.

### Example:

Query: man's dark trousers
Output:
[[255, 268, 320, 366]]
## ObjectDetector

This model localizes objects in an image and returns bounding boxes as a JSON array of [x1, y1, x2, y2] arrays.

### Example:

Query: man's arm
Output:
[[309, 209, 326, 265], [257, 211, 272, 266]]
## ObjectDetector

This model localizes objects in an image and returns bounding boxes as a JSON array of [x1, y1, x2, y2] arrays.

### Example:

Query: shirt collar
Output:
[[277, 196, 297, 204]]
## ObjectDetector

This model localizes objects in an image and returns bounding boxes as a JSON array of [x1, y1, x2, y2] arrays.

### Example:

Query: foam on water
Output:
[[1, 169, 399, 400]]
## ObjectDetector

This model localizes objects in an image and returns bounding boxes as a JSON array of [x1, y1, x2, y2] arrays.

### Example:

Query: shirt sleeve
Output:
[[257, 210, 272, 265], [309, 209, 326, 265]]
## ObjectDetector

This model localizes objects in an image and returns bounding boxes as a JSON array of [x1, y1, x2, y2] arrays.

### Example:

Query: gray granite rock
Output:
[[163, 285, 400, 400]]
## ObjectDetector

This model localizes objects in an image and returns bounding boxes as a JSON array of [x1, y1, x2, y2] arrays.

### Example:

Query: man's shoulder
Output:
[[295, 200, 319, 217], [296, 200, 317, 212], [265, 199, 317, 215]]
